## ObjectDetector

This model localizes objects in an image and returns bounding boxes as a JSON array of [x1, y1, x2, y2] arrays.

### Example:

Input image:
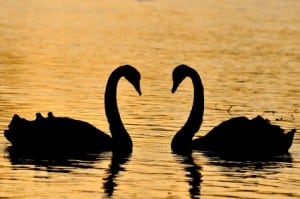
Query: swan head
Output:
[[172, 64, 191, 93], [121, 65, 142, 95]]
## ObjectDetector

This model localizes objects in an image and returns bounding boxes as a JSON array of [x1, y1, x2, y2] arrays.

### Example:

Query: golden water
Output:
[[0, 0, 299, 198]]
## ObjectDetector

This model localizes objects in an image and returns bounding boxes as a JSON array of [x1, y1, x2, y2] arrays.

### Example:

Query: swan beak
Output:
[[171, 83, 179, 93], [135, 83, 142, 96], [137, 88, 142, 96], [171, 77, 181, 93], [171, 87, 176, 93]]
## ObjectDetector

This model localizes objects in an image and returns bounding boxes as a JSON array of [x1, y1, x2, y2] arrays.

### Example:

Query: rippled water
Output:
[[0, 0, 299, 198]]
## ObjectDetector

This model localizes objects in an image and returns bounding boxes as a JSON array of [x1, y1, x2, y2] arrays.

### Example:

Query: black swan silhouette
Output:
[[4, 65, 141, 156], [171, 64, 296, 158]]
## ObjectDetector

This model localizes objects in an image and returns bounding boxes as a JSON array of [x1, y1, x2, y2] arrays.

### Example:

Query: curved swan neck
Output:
[[172, 67, 204, 153], [184, 69, 204, 134], [105, 69, 132, 152]]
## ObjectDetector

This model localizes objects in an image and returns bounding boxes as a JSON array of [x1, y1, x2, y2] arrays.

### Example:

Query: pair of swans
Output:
[[4, 65, 296, 158]]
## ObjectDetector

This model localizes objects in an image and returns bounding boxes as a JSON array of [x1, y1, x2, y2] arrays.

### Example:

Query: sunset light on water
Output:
[[0, 0, 299, 198]]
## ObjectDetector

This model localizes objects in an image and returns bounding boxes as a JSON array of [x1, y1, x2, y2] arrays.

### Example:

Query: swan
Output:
[[171, 64, 296, 158], [4, 65, 141, 156]]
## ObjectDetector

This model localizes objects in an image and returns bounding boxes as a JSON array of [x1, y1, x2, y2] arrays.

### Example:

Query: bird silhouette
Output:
[[4, 65, 141, 156], [171, 64, 295, 158]]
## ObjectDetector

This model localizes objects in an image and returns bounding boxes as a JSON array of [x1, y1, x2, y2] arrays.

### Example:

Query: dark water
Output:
[[0, 0, 299, 198]]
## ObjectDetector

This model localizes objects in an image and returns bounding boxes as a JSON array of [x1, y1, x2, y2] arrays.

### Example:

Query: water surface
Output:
[[0, 0, 299, 198]]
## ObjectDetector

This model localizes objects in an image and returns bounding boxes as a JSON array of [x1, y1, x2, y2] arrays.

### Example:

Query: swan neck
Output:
[[105, 70, 132, 151], [186, 71, 204, 133], [172, 69, 204, 153]]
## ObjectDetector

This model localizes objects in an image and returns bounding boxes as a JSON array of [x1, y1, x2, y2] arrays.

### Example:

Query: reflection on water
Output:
[[174, 154, 202, 199], [103, 153, 131, 197], [174, 152, 294, 199], [193, 151, 297, 199], [0, 0, 299, 198], [7, 147, 130, 198], [7, 146, 106, 172], [203, 152, 293, 173]]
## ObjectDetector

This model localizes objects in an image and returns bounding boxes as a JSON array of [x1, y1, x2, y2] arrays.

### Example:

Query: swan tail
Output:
[[284, 129, 296, 152]]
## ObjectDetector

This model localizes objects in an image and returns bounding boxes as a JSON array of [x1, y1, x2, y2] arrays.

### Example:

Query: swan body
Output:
[[4, 65, 141, 156], [171, 64, 296, 157], [193, 116, 295, 157], [5, 112, 112, 154]]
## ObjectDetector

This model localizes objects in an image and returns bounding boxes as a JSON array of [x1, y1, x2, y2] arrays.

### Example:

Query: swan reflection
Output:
[[6, 147, 130, 197], [203, 151, 293, 171], [103, 152, 131, 197], [174, 154, 202, 199], [6, 146, 110, 172]]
